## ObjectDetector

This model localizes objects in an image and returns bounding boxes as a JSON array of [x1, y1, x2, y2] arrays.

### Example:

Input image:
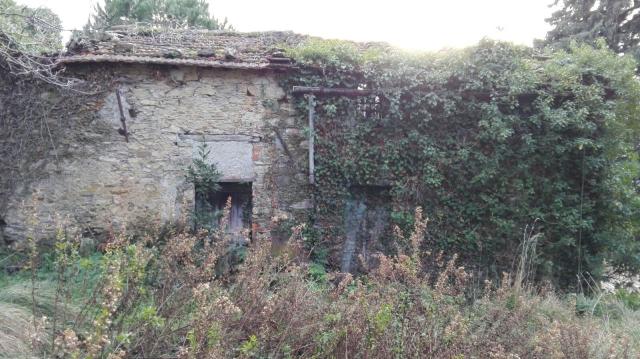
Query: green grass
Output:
[[0, 250, 103, 358]]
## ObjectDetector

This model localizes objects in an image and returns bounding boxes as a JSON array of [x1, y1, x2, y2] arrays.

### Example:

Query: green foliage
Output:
[[307, 262, 328, 283], [373, 303, 393, 334], [4, 215, 640, 358], [286, 38, 378, 71], [390, 210, 415, 235], [186, 141, 221, 196], [186, 141, 222, 229], [134, 305, 164, 327], [239, 334, 258, 356], [616, 288, 640, 311], [542, 0, 640, 63], [206, 324, 221, 348], [0, 0, 62, 54], [90, 0, 232, 30], [284, 39, 640, 286]]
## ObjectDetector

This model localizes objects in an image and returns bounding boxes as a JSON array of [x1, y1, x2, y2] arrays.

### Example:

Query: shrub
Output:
[[2, 206, 638, 358]]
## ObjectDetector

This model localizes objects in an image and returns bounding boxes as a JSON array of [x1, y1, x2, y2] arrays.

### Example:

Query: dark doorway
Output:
[[0, 216, 6, 246], [195, 182, 252, 238], [341, 185, 391, 273]]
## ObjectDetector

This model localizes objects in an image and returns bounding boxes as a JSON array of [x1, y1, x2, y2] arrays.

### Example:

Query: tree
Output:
[[542, 0, 640, 59], [542, 2, 640, 280], [185, 141, 222, 230], [0, 0, 73, 87], [0, 0, 62, 53], [89, 0, 232, 30]]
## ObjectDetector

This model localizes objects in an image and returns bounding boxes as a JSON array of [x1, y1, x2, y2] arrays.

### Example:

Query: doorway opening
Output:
[[341, 185, 391, 273], [195, 182, 252, 239]]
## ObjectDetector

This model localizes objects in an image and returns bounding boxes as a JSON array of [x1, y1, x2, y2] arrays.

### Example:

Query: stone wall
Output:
[[3, 63, 310, 242]]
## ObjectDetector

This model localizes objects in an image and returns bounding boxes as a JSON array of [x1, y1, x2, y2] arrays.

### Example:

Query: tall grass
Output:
[[0, 203, 638, 358]]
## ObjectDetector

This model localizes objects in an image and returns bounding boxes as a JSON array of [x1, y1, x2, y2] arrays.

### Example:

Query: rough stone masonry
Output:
[[2, 63, 311, 243]]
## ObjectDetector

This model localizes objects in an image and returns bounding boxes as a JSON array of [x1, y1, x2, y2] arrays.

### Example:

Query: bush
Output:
[[2, 206, 639, 358]]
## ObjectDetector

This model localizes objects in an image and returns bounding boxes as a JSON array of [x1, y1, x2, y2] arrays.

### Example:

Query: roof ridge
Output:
[[62, 29, 306, 68]]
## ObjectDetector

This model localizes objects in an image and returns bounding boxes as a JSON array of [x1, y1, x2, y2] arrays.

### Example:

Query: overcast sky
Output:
[[17, 0, 556, 51]]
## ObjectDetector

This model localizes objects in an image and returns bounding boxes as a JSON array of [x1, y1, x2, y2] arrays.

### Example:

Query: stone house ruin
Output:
[[0, 28, 398, 274], [2, 30, 314, 245], [2, 28, 631, 283]]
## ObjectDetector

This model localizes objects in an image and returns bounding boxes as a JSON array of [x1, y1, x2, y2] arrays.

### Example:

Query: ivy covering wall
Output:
[[284, 39, 640, 286]]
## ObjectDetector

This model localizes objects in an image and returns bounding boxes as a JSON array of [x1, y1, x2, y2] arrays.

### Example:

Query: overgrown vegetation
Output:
[[284, 38, 640, 287], [89, 0, 232, 30], [542, 0, 640, 64], [0, 2, 639, 356], [2, 207, 640, 358], [0, 0, 77, 87], [0, 0, 61, 54]]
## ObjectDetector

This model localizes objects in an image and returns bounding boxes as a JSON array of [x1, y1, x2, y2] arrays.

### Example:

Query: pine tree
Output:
[[542, 0, 640, 60]]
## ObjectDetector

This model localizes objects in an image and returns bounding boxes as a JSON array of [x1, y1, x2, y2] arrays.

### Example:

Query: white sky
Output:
[[17, 0, 556, 51]]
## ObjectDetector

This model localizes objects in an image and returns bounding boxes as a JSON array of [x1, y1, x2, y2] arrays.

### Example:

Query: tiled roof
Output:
[[59, 28, 307, 69]]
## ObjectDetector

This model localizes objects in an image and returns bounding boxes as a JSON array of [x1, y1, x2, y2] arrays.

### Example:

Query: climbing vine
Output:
[[283, 38, 640, 286]]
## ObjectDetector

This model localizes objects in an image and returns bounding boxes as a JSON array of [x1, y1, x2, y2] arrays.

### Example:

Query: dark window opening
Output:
[[195, 182, 252, 239], [341, 185, 391, 273]]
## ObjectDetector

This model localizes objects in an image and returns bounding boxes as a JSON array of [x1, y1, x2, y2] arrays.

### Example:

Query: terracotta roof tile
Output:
[[61, 28, 306, 69]]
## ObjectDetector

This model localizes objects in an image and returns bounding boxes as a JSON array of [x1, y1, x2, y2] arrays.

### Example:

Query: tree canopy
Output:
[[0, 0, 72, 86], [543, 0, 640, 60], [89, 0, 232, 30], [0, 0, 62, 54]]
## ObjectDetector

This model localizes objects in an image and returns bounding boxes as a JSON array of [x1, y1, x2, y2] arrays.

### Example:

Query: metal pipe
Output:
[[115, 89, 129, 142], [308, 94, 315, 185], [292, 86, 373, 185], [292, 86, 373, 97]]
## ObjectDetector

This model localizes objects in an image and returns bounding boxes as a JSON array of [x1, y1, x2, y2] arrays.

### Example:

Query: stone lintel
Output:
[[219, 176, 255, 182], [179, 134, 261, 143]]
